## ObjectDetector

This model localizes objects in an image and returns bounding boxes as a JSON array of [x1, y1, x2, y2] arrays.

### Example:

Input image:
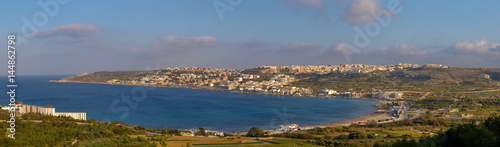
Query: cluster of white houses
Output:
[[372, 91, 404, 100], [3, 102, 87, 120], [276, 124, 300, 132]]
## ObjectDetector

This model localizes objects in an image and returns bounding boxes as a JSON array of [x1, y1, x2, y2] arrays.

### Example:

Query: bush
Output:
[[246, 126, 265, 137]]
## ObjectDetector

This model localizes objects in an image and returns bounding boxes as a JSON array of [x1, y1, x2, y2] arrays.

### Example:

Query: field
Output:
[[131, 135, 273, 147]]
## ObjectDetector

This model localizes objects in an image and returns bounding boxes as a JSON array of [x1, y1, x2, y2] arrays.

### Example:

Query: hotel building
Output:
[[14, 102, 86, 120]]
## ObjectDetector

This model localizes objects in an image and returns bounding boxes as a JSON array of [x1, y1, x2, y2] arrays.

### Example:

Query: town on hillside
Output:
[[97, 63, 448, 99]]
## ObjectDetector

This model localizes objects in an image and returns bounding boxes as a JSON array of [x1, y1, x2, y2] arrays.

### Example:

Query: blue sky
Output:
[[1, 0, 500, 75]]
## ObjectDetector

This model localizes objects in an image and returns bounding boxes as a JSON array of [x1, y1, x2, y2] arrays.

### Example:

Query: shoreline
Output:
[[303, 100, 400, 129], [304, 111, 392, 128], [50, 80, 394, 133], [49, 80, 380, 100]]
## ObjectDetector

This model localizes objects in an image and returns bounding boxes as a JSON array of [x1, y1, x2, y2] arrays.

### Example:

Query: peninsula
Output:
[[51, 63, 500, 100]]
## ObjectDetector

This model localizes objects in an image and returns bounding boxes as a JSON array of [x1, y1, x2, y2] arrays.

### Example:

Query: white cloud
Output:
[[490, 43, 500, 50], [449, 39, 500, 54], [36, 24, 101, 38], [341, 0, 398, 24], [333, 43, 352, 53]]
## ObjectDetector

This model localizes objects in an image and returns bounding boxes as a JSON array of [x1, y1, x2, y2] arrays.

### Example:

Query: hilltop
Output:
[[52, 63, 500, 95]]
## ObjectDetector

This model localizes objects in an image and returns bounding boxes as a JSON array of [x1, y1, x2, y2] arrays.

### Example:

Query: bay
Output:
[[11, 76, 379, 132]]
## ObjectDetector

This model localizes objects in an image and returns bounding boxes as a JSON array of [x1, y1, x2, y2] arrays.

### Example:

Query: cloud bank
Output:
[[281, 0, 401, 25], [446, 39, 500, 54], [35, 24, 101, 38]]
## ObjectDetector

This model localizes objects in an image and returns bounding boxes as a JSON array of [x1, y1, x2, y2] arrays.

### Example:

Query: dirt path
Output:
[[417, 92, 430, 100]]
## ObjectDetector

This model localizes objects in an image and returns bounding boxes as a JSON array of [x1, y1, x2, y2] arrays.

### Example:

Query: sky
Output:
[[1, 0, 500, 75]]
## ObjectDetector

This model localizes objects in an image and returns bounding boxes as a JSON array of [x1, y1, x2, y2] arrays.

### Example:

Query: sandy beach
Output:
[[303, 101, 400, 128], [305, 111, 394, 128]]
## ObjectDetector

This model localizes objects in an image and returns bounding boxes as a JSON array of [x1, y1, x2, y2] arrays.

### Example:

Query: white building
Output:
[[14, 102, 86, 120], [17, 103, 55, 116], [54, 112, 87, 120], [372, 91, 404, 100], [318, 89, 337, 96], [276, 124, 299, 132]]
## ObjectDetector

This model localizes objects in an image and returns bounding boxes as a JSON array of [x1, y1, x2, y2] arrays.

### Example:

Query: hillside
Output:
[[291, 67, 500, 93], [53, 64, 500, 94]]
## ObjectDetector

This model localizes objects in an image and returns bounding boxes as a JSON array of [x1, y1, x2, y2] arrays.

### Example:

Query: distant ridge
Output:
[[51, 63, 500, 97]]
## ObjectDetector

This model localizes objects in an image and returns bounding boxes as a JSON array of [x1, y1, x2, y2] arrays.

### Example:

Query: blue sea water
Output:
[[8, 76, 379, 132]]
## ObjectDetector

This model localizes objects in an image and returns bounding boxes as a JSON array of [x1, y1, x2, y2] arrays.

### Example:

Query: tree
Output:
[[483, 113, 500, 136], [443, 123, 497, 147], [348, 131, 367, 139], [366, 119, 378, 127], [246, 126, 265, 137], [197, 127, 207, 136], [160, 129, 167, 135]]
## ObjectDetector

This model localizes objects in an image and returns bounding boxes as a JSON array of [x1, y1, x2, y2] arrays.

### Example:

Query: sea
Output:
[[8, 76, 379, 132]]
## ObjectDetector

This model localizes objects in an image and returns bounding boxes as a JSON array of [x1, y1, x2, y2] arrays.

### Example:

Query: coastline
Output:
[[50, 79, 393, 133], [304, 111, 391, 128], [300, 99, 396, 129], [49, 80, 378, 100]]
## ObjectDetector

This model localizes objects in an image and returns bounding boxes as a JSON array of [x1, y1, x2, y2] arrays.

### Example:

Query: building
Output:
[[180, 131, 194, 136], [318, 89, 337, 96], [206, 130, 225, 136], [372, 91, 404, 100], [14, 102, 87, 120], [218, 81, 240, 90], [276, 124, 299, 132], [17, 103, 55, 115], [54, 112, 87, 120]]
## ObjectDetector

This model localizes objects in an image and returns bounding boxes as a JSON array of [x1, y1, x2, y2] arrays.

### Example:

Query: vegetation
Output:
[[0, 111, 155, 146], [74, 136, 156, 147], [13, 66, 500, 146], [197, 127, 208, 136], [192, 142, 263, 145], [58, 66, 500, 94], [291, 67, 500, 93], [392, 113, 500, 147], [246, 126, 265, 137], [264, 114, 500, 147], [60, 70, 157, 83]]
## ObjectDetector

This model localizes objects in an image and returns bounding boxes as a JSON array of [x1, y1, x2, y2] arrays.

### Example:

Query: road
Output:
[[394, 101, 424, 121], [405, 101, 425, 120]]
